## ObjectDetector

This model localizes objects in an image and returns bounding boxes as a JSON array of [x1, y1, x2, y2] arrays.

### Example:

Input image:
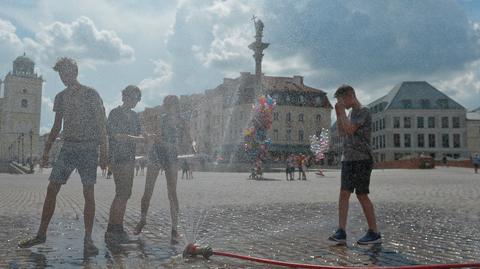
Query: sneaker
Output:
[[357, 229, 382, 245], [84, 238, 99, 256], [328, 229, 346, 244], [105, 230, 130, 245], [18, 234, 46, 248]]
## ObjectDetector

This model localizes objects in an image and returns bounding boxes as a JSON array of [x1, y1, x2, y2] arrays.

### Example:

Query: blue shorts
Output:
[[49, 142, 99, 186]]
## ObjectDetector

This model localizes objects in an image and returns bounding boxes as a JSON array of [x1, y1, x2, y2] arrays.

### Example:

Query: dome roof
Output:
[[14, 54, 34, 65]]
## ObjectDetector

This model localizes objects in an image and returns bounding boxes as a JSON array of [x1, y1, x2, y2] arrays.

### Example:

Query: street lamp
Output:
[[21, 132, 25, 165], [17, 135, 20, 163], [29, 130, 33, 172]]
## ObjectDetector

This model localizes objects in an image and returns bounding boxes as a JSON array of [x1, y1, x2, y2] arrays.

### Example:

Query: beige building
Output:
[[139, 73, 332, 163], [0, 55, 43, 163], [466, 107, 480, 156]]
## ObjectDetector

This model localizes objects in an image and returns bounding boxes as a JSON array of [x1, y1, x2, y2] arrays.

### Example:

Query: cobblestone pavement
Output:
[[0, 167, 479, 268]]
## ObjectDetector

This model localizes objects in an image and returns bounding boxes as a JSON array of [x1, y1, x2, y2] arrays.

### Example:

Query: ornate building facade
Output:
[[0, 55, 43, 162], [139, 73, 332, 163]]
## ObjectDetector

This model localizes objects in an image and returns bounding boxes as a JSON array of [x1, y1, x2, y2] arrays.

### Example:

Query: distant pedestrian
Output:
[[442, 155, 448, 167], [135, 161, 140, 176], [181, 159, 189, 179], [18, 57, 107, 256], [286, 155, 295, 181], [328, 84, 381, 245], [473, 153, 480, 174], [140, 159, 146, 175]]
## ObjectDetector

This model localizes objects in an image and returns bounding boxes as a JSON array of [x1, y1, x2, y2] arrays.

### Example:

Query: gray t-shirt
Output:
[[107, 106, 141, 164], [342, 107, 372, 162], [53, 85, 106, 144]]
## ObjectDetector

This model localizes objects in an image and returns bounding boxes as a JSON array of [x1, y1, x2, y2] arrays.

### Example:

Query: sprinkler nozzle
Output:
[[183, 243, 213, 259]]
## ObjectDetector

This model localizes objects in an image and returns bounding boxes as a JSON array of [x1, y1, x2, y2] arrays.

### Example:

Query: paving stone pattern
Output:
[[0, 167, 479, 268]]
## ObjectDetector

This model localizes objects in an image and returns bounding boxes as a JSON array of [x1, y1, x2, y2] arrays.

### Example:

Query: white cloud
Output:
[[138, 59, 173, 103], [41, 96, 54, 110], [0, 18, 23, 67], [23, 16, 134, 67], [433, 60, 480, 110]]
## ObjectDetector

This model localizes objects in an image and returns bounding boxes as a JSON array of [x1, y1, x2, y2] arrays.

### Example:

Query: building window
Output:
[[382, 118, 385, 130], [298, 130, 304, 142], [22, 88, 28, 94], [401, 99, 412, 108], [428, 134, 436, 148], [316, 114, 321, 123], [452, 117, 460, 128], [285, 95, 291, 103], [394, 117, 400, 128], [404, 134, 411, 148], [441, 117, 449, 128], [453, 134, 460, 148], [382, 135, 386, 148], [394, 134, 401, 148], [286, 129, 292, 141], [315, 96, 322, 105], [286, 112, 291, 122], [21, 99, 28, 108], [437, 99, 449, 109], [273, 129, 279, 141], [418, 134, 425, 148], [442, 134, 449, 148], [404, 117, 411, 128], [417, 117, 424, 128], [274, 112, 279, 121], [298, 113, 304, 122], [428, 117, 435, 128], [420, 99, 431, 109]]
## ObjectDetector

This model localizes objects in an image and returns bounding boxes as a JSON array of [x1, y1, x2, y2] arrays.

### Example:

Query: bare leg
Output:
[[338, 190, 351, 231], [83, 185, 95, 239], [135, 164, 160, 234], [356, 194, 378, 232], [107, 164, 134, 227], [38, 182, 62, 236], [165, 162, 179, 235]]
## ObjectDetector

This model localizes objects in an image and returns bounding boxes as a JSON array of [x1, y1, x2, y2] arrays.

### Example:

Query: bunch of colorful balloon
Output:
[[310, 128, 330, 176], [243, 95, 276, 178]]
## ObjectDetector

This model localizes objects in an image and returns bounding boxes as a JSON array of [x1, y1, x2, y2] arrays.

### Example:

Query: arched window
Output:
[[21, 99, 28, 108]]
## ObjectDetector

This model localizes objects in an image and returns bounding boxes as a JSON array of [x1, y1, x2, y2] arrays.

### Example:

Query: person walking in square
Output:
[[134, 95, 191, 244], [105, 85, 144, 245], [328, 85, 381, 245], [18, 57, 107, 256]]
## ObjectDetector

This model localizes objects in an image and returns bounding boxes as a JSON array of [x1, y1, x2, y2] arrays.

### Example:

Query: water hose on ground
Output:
[[183, 244, 480, 269]]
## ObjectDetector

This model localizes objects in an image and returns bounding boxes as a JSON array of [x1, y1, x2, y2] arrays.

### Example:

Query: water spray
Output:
[[182, 243, 480, 269]]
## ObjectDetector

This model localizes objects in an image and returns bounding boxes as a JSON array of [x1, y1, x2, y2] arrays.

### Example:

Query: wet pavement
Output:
[[1, 167, 479, 268]]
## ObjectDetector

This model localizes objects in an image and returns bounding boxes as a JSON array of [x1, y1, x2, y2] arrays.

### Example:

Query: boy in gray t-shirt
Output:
[[18, 58, 107, 256], [328, 85, 381, 245]]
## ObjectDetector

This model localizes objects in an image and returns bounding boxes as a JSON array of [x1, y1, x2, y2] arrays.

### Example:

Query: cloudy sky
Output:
[[1, 0, 480, 134]]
